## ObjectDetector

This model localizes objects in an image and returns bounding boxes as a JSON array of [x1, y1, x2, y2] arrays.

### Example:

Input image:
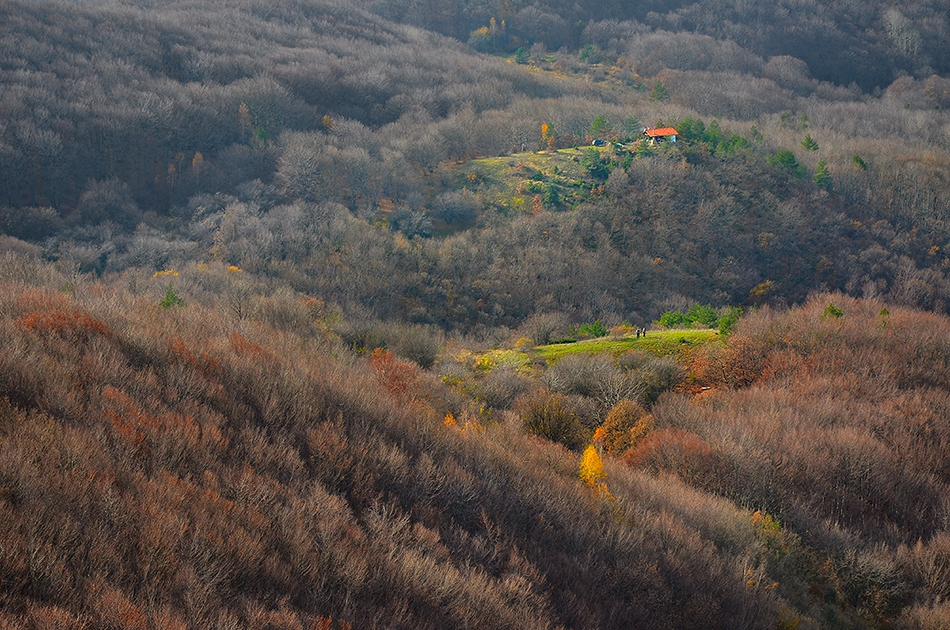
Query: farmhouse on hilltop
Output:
[[644, 127, 678, 145]]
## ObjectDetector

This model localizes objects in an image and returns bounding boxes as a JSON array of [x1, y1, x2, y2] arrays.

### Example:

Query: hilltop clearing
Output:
[[441, 148, 613, 223], [534, 327, 718, 362]]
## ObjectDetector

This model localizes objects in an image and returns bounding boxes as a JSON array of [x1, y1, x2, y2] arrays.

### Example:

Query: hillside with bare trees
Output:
[[1, 255, 949, 629], [3, 0, 950, 626]]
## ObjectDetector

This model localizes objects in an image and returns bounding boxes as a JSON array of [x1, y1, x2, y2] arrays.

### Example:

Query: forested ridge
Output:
[[367, 0, 950, 92], [3, 0, 950, 627]]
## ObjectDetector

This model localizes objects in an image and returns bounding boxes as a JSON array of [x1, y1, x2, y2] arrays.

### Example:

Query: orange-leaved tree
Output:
[[370, 348, 421, 403]]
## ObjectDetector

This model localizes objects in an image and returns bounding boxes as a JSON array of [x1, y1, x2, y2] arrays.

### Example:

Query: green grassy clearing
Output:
[[454, 328, 722, 374], [535, 328, 721, 363]]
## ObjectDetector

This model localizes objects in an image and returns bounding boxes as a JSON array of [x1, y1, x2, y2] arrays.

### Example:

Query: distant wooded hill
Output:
[[3, 0, 950, 330], [364, 0, 950, 92]]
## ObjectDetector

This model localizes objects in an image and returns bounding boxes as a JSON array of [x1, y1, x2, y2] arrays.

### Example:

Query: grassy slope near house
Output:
[[447, 147, 616, 214]]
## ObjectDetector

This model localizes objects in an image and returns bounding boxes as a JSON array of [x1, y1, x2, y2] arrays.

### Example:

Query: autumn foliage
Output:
[[624, 427, 720, 485], [370, 347, 421, 402], [596, 399, 653, 455], [642, 294, 950, 624], [578, 445, 606, 487], [16, 305, 112, 342]]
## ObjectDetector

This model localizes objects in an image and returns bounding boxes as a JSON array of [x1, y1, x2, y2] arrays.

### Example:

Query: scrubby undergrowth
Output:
[[0, 255, 948, 629]]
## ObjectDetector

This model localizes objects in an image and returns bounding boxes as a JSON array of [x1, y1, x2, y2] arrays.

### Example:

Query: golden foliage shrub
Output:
[[596, 399, 653, 455]]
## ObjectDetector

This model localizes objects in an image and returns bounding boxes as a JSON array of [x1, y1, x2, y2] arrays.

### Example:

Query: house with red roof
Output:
[[644, 127, 678, 145]]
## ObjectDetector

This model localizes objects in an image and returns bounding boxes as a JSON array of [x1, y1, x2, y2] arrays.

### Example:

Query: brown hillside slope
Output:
[[4, 254, 950, 628], [0, 254, 786, 629], [658, 294, 950, 626]]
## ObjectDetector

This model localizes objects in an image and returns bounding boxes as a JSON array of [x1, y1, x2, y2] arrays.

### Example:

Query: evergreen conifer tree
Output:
[[650, 81, 669, 102], [814, 160, 832, 191]]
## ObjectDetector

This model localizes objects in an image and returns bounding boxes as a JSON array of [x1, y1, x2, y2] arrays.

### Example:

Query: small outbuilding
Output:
[[643, 127, 678, 145]]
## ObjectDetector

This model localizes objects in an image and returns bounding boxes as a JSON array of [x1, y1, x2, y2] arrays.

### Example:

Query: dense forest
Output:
[[3, 0, 950, 626]]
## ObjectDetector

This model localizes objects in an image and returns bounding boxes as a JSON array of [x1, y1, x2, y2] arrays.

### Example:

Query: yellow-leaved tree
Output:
[[579, 445, 606, 487], [579, 445, 616, 503]]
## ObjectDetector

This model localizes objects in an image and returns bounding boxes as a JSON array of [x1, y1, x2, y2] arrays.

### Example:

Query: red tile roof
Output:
[[645, 127, 678, 137]]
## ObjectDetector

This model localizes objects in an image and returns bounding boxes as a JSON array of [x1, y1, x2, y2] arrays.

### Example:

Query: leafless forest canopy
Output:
[[4, 0, 950, 327], [3, 0, 950, 627]]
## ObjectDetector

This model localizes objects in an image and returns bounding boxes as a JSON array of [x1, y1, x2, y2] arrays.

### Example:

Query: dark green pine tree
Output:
[[650, 80, 669, 102], [814, 159, 833, 191]]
